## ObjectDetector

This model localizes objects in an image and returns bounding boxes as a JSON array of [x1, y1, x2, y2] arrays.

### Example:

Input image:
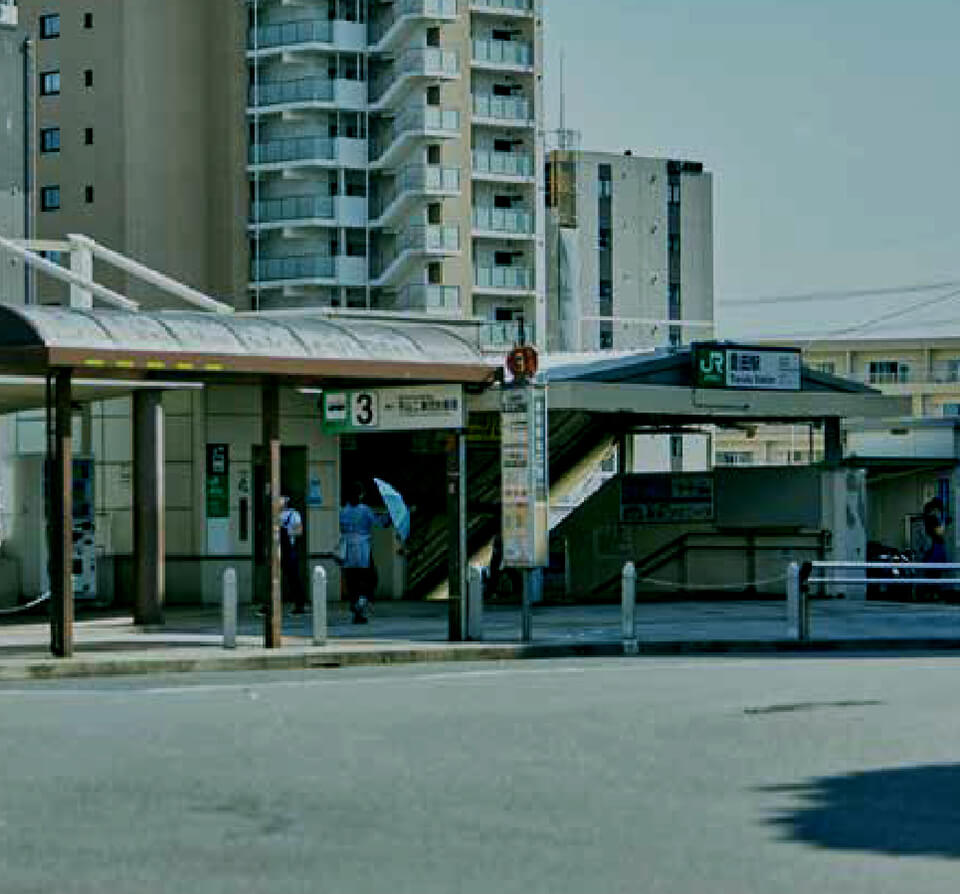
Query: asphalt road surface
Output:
[[2, 655, 960, 893]]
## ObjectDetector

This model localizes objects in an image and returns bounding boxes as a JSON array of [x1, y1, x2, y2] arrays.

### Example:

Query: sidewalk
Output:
[[3, 599, 960, 681]]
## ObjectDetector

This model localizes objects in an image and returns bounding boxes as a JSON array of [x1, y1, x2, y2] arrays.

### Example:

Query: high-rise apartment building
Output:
[[0, 1, 25, 304], [13, 0, 545, 348], [546, 150, 713, 353]]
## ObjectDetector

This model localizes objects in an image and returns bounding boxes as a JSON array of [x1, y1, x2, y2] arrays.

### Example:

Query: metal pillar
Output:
[[262, 382, 282, 648], [622, 561, 637, 654], [222, 567, 237, 650], [823, 417, 842, 465], [521, 570, 533, 643], [133, 390, 165, 625], [447, 433, 467, 641], [50, 370, 73, 658]]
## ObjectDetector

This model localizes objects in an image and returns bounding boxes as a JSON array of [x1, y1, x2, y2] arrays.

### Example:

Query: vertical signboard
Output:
[[501, 384, 549, 568], [205, 444, 230, 556]]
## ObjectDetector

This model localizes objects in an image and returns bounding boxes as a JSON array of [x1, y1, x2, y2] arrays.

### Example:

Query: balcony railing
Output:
[[479, 320, 535, 349], [250, 77, 334, 107], [374, 226, 460, 278], [370, 0, 458, 44], [248, 19, 333, 50], [248, 136, 337, 165], [370, 105, 460, 159], [252, 195, 336, 225], [472, 149, 534, 177], [471, 0, 534, 11], [474, 265, 534, 290], [472, 94, 532, 122], [370, 49, 460, 102], [472, 206, 534, 234], [252, 256, 336, 282], [370, 166, 460, 218], [472, 39, 533, 67], [394, 284, 461, 312]]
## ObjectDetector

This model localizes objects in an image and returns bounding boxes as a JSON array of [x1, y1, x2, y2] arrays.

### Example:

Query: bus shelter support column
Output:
[[50, 369, 74, 658], [447, 433, 467, 642], [262, 382, 282, 648], [133, 390, 165, 626]]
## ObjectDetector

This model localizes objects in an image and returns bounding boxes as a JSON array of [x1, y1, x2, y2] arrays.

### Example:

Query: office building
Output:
[[546, 149, 713, 353], [14, 0, 545, 349], [0, 0, 25, 304]]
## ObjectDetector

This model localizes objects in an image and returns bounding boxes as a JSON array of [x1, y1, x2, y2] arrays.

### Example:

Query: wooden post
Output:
[[50, 370, 73, 658], [262, 382, 282, 648], [133, 390, 165, 625]]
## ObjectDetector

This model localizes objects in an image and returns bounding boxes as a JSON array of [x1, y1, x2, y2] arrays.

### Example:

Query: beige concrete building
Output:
[[15, 0, 546, 349], [545, 150, 714, 353]]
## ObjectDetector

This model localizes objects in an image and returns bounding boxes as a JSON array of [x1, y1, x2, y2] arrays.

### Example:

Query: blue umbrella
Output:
[[374, 478, 410, 543]]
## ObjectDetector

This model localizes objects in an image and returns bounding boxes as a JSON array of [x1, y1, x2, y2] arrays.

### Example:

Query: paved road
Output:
[[2, 656, 960, 893]]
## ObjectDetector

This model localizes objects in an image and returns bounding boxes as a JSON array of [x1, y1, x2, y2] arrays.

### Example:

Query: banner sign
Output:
[[205, 444, 229, 519], [693, 343, 802, 391], [322, 385, 465, 433]]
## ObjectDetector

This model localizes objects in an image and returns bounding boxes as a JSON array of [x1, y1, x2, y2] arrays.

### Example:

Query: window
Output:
[[40, 70, 61, 96], [599, 279, 613, 299], [598, 227, 611, 250], [84, 69, 93, 88], [941, 403, 960, 418], [492, 28, 514, 41], [84, 185, 94, 204], [84, 12, 94, 29], [669, 284, 681, 319], [493, 138, 514, 153], [867, 360, 910, 385], [668, 183, 681, 203], [84, 127, 94, 145], [40, 127, 61, 153], [716, 451, 754, 467], [599, 322, 613, 350], [39, 14, 60, 39], [494, 251, 515, 266], [812, 360, 836, 375], [40, 186, 61, 212], [598, 163, 612, 199]]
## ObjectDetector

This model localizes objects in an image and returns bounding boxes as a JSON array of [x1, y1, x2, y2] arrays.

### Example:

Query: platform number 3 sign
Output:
[[352, 392, 378, 427]]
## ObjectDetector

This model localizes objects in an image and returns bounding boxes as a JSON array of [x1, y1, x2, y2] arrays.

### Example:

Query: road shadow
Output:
[[762, 764, 960, 858]]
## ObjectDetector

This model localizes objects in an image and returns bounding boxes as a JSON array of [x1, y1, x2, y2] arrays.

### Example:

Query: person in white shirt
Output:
[[280, 495, 306, 614]]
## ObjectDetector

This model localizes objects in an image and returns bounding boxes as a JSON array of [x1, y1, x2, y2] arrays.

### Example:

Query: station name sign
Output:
[[692, 343, 802, 392], [321, 384, 465, 433]]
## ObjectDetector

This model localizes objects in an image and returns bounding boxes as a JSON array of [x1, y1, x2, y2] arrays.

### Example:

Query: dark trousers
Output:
[[282, 549, 305, 611]]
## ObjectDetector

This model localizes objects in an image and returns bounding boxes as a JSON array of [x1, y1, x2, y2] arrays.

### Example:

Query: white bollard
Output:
[[786, 562, 802, 641], [222, 567, 237, 650], [467, 565, 484, 641], [312, 565, 327, 646], [622, 561, 638, 655]]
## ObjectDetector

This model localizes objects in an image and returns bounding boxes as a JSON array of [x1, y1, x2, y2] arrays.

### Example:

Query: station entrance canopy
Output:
[[0, 304, 499, 657]]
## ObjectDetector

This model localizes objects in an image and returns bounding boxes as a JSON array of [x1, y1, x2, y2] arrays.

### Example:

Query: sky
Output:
[[543, 0, 960, 334]]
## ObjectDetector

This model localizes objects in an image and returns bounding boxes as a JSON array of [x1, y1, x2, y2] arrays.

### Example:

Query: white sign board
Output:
[[501, 385, 549, 568], [323, 385, 465, 433], [726, 349, 801, 390]]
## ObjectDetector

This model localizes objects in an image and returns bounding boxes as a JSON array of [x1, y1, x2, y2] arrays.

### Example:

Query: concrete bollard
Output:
[[622, 561, 638, 655], [312, 565, 327, 646], [222, 567, 237, 650], [786, 562, 804, 641], [467, 565, 484, 641]]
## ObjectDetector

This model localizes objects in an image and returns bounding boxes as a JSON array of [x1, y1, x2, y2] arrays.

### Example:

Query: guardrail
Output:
[[786, 560, 960, 641]]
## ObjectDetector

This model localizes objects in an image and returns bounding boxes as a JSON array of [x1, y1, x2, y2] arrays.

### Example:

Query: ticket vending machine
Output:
[[8, 456, 97, 603]]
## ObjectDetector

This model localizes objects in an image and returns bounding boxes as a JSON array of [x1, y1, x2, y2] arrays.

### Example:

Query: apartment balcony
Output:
[[471, 38, 534, 72], [370, 0, 458, 54], [247, 136, 367, 171], [469, 0, 536, 16], [472, 149, 535, 182], [248, 17, 366, 55], [385, 284, 462, 314], [369, 49, 460, 110], [249, 195, 368, 230], [472, 206, 534, 238], [478, 319, 536, 351], [370, 165, 461, 228], [473, 265, 535, 293], [472, 94, 534, 127], [372, 225, 461, 286], [248, 77, 367, 114], [370, 106, 461, 168], [251, 255, 337, 287]]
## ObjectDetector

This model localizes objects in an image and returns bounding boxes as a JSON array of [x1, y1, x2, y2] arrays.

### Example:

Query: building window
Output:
[[39, 14, 60, 39], [716, 451, 754, 467], [84, 69, 93, 88], [599, 322, 613, 350], [812, 361, 836, 375], [598, 227, 611, 250], [598, 163, 612, 199], [668, 284, 681, 320], [40, 127, 61, 153], [941, 403, 960, 417], [39, 70, 61, 96], [84, 12, 94, 29], [867, 360, 910, 385], [40, 186, 61, 212], [668, 183, 681, 204], [84, 185, 94, 204], [84, 127, 94, 145]]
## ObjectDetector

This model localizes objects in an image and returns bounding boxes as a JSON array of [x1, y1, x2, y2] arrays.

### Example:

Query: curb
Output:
[[2, 637, 960, 682]]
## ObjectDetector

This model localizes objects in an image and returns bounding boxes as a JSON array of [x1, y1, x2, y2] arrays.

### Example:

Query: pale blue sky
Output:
[[544, 0, 960, 321]]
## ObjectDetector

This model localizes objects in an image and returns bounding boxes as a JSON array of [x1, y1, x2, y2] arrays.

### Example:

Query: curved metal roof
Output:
[[0, 306, 495, 384]]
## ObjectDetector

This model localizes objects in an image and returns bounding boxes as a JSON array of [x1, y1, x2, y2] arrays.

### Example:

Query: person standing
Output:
[[338, 481, 387, 624], [922, 496, 951, 600], [280, 495, 306, 615]]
